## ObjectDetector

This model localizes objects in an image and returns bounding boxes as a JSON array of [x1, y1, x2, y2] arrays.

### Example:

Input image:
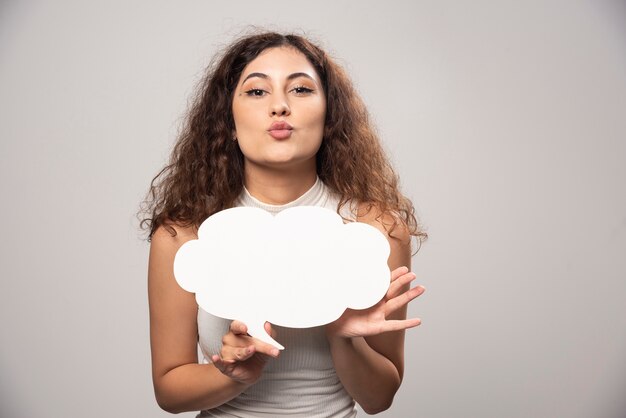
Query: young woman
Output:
[[140, 31, 427, 417]]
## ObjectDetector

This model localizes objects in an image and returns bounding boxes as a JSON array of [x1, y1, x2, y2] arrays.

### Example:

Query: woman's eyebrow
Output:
[[241, 72, 268, 84], [241, 72, 316, 84], [286, 72, 316, 83]]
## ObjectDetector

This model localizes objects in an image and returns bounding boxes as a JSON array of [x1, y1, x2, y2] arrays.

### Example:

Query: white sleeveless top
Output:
[[197, 177, 359, 418]]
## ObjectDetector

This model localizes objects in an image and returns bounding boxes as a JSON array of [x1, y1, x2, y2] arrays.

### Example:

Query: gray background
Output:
[[1, 1, 625, 417]]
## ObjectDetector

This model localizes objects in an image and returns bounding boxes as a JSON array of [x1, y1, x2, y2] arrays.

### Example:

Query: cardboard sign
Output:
[[173, 206, 390, 349]]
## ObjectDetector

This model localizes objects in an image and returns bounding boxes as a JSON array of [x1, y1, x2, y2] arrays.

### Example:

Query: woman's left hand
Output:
[[325, 266, 425, 339]]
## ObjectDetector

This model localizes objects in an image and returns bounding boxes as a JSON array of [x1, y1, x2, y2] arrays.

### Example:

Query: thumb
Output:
[[264, 321, 277, 339]]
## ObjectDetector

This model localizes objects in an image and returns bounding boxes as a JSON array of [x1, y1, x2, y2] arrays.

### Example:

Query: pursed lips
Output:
[[267, 121, 293, 139]]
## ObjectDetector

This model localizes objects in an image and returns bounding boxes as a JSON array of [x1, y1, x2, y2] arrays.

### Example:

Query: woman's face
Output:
[[231, 46, 326, 171]]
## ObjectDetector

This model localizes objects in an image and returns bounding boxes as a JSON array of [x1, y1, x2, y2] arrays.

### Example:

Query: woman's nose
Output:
[[269, 94, 291, 117]]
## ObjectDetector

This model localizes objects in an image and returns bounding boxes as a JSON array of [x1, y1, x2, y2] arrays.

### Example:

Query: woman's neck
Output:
[[243, 161, 318, 205]]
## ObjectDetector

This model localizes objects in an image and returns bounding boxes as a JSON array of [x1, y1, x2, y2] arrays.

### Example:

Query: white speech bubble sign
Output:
[[173, 206, 391, 350]]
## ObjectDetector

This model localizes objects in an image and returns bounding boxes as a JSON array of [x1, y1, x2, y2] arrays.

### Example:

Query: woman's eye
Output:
[[244, 89, 266, 97], [292, 86, 313, 95]]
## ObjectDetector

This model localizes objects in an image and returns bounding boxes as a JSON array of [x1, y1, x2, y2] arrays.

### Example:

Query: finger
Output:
[[264, 321, 278, 340], [239, 345, 256, 361], [385, 285, 426, 315], [379, 318, 422, 333], [387, 271, 417, 299], [225, 323, 280, 357], [222, 330, 251, 347], [390, 266, 409, 282], [250, 338, 280, 358], [224, 345, 257, 362], [230, 320, 249, 336], [211, 354, 234, 373], [387, 274, 417, 301]]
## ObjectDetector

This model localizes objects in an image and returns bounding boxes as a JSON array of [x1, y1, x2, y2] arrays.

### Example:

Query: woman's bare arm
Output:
[[327, 206, 424, 414], [148, 225, 248, 413]]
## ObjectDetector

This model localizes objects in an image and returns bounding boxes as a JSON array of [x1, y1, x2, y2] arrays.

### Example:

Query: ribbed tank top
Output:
[[196, 177, 359, 418]]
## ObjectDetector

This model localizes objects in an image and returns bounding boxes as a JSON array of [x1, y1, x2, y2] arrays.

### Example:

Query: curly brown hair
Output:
[[138, 30, 427, 253]]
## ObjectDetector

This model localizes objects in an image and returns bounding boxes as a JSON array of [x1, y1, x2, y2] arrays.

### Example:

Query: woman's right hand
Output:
[[211, 320, 280, 387]]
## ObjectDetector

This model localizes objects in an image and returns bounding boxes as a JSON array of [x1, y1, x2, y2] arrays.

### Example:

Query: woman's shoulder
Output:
[[354, 201, 410, 243], [354, 202, 413, 268], [325, 188, 409, 241], [148, 221, 199, 284], [151, 221, 199, 251]]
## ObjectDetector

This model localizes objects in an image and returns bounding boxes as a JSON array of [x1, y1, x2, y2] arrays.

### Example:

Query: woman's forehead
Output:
[[239, 47, 320, 84]]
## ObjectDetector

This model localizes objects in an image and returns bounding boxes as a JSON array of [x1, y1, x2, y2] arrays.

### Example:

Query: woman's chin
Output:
[[247, 155, 316, 171]]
